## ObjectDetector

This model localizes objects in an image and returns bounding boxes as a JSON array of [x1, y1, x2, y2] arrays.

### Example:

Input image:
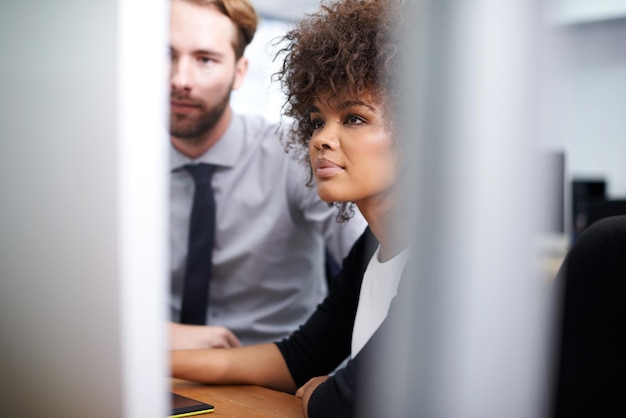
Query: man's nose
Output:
[[170, 58, 194, 91]]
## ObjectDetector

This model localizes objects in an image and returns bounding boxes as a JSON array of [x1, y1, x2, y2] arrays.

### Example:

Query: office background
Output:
[[246, 0, 626, 225], [1, 0, 625, 417], [539, 2, 626, 223]]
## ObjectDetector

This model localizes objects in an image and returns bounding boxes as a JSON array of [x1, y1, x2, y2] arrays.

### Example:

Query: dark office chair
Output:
[[550, 215, 626, 418]]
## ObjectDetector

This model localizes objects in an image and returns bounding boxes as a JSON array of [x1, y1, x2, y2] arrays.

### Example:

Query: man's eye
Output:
[[198, 56, 212, 64]]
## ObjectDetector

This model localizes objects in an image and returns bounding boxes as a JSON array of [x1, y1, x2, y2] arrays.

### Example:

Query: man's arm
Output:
[[169, 322, 241, 349]]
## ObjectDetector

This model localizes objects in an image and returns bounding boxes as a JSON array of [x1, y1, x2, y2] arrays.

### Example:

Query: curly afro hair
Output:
[[274, 0, 403, 221]]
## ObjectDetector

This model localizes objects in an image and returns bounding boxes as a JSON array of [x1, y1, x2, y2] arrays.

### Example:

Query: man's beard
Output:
[[169, 91, 231, 141]]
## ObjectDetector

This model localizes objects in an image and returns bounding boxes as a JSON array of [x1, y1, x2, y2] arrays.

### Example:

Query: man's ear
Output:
[[232, 56, 249, 91]]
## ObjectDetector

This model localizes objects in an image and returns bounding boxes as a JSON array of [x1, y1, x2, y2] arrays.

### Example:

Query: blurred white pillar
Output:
[[363, 1, 553, 417], [119, 0, 170, 417], [0, 1, 169, 417]]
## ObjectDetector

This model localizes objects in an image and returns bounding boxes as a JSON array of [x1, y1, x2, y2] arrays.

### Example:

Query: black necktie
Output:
[[180, 163, 216, 325]]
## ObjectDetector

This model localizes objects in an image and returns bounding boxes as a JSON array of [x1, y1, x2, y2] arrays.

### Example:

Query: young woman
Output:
[[171, 0, 411, 416]]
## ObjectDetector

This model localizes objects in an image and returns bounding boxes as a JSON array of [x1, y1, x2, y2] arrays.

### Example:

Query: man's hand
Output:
[[169, 322, 242, 350], [295, 375, 329, 418]]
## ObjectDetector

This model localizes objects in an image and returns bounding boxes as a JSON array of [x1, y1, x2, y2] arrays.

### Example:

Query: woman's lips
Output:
[[315, 158, 343, 179]]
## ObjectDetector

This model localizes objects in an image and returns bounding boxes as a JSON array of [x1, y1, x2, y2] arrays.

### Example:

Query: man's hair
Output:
[[274, 0, 403, 221], [178, 0, 258, 59]]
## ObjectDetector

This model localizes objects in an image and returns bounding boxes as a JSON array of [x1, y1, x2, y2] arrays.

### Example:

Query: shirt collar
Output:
[[170, 113, 244, 172]]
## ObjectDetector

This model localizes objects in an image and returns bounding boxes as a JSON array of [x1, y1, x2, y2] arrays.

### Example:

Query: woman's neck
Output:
[[357, 195, 409, 263]]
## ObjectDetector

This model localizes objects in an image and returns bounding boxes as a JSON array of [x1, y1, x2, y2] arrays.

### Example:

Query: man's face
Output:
[[169, 0, 247, 140]]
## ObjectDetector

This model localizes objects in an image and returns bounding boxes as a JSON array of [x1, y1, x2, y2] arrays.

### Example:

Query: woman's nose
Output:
[[310, 124, 339, 151]]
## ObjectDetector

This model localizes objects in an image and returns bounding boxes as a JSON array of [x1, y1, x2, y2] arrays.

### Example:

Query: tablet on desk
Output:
[[170, 392, 214, 417]]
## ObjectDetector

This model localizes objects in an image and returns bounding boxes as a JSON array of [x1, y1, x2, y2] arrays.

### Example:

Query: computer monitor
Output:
[[0, 2, 168, 416], [588, 199, 626, 227], [571, 179, 607, 241]]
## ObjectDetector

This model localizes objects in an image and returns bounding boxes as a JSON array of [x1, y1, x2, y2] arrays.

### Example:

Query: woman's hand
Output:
[[169, 322, 241, 350], [295, 376, 330, 418]]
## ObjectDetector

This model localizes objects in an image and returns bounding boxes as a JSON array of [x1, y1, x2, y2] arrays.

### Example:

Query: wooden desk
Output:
[[172, 379, 303, 417]]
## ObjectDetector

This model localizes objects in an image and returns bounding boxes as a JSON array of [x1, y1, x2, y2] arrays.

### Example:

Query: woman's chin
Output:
[[318, 191, 342, 204]]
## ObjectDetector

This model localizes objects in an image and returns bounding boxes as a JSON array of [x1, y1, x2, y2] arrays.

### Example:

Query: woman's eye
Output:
[[345, 114, 365, 125], [311, 119, 324, 130]]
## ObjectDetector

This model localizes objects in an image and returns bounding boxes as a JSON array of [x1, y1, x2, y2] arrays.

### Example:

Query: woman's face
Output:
[[308, 92, 398, 208]]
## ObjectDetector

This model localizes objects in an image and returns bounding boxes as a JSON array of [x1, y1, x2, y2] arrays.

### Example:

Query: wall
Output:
[[539, 16, 626, 198], [231, 17, 292, 123]]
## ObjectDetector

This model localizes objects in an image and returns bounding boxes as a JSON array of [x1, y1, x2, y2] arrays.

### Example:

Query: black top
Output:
[[275, 227, 380, 417]]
